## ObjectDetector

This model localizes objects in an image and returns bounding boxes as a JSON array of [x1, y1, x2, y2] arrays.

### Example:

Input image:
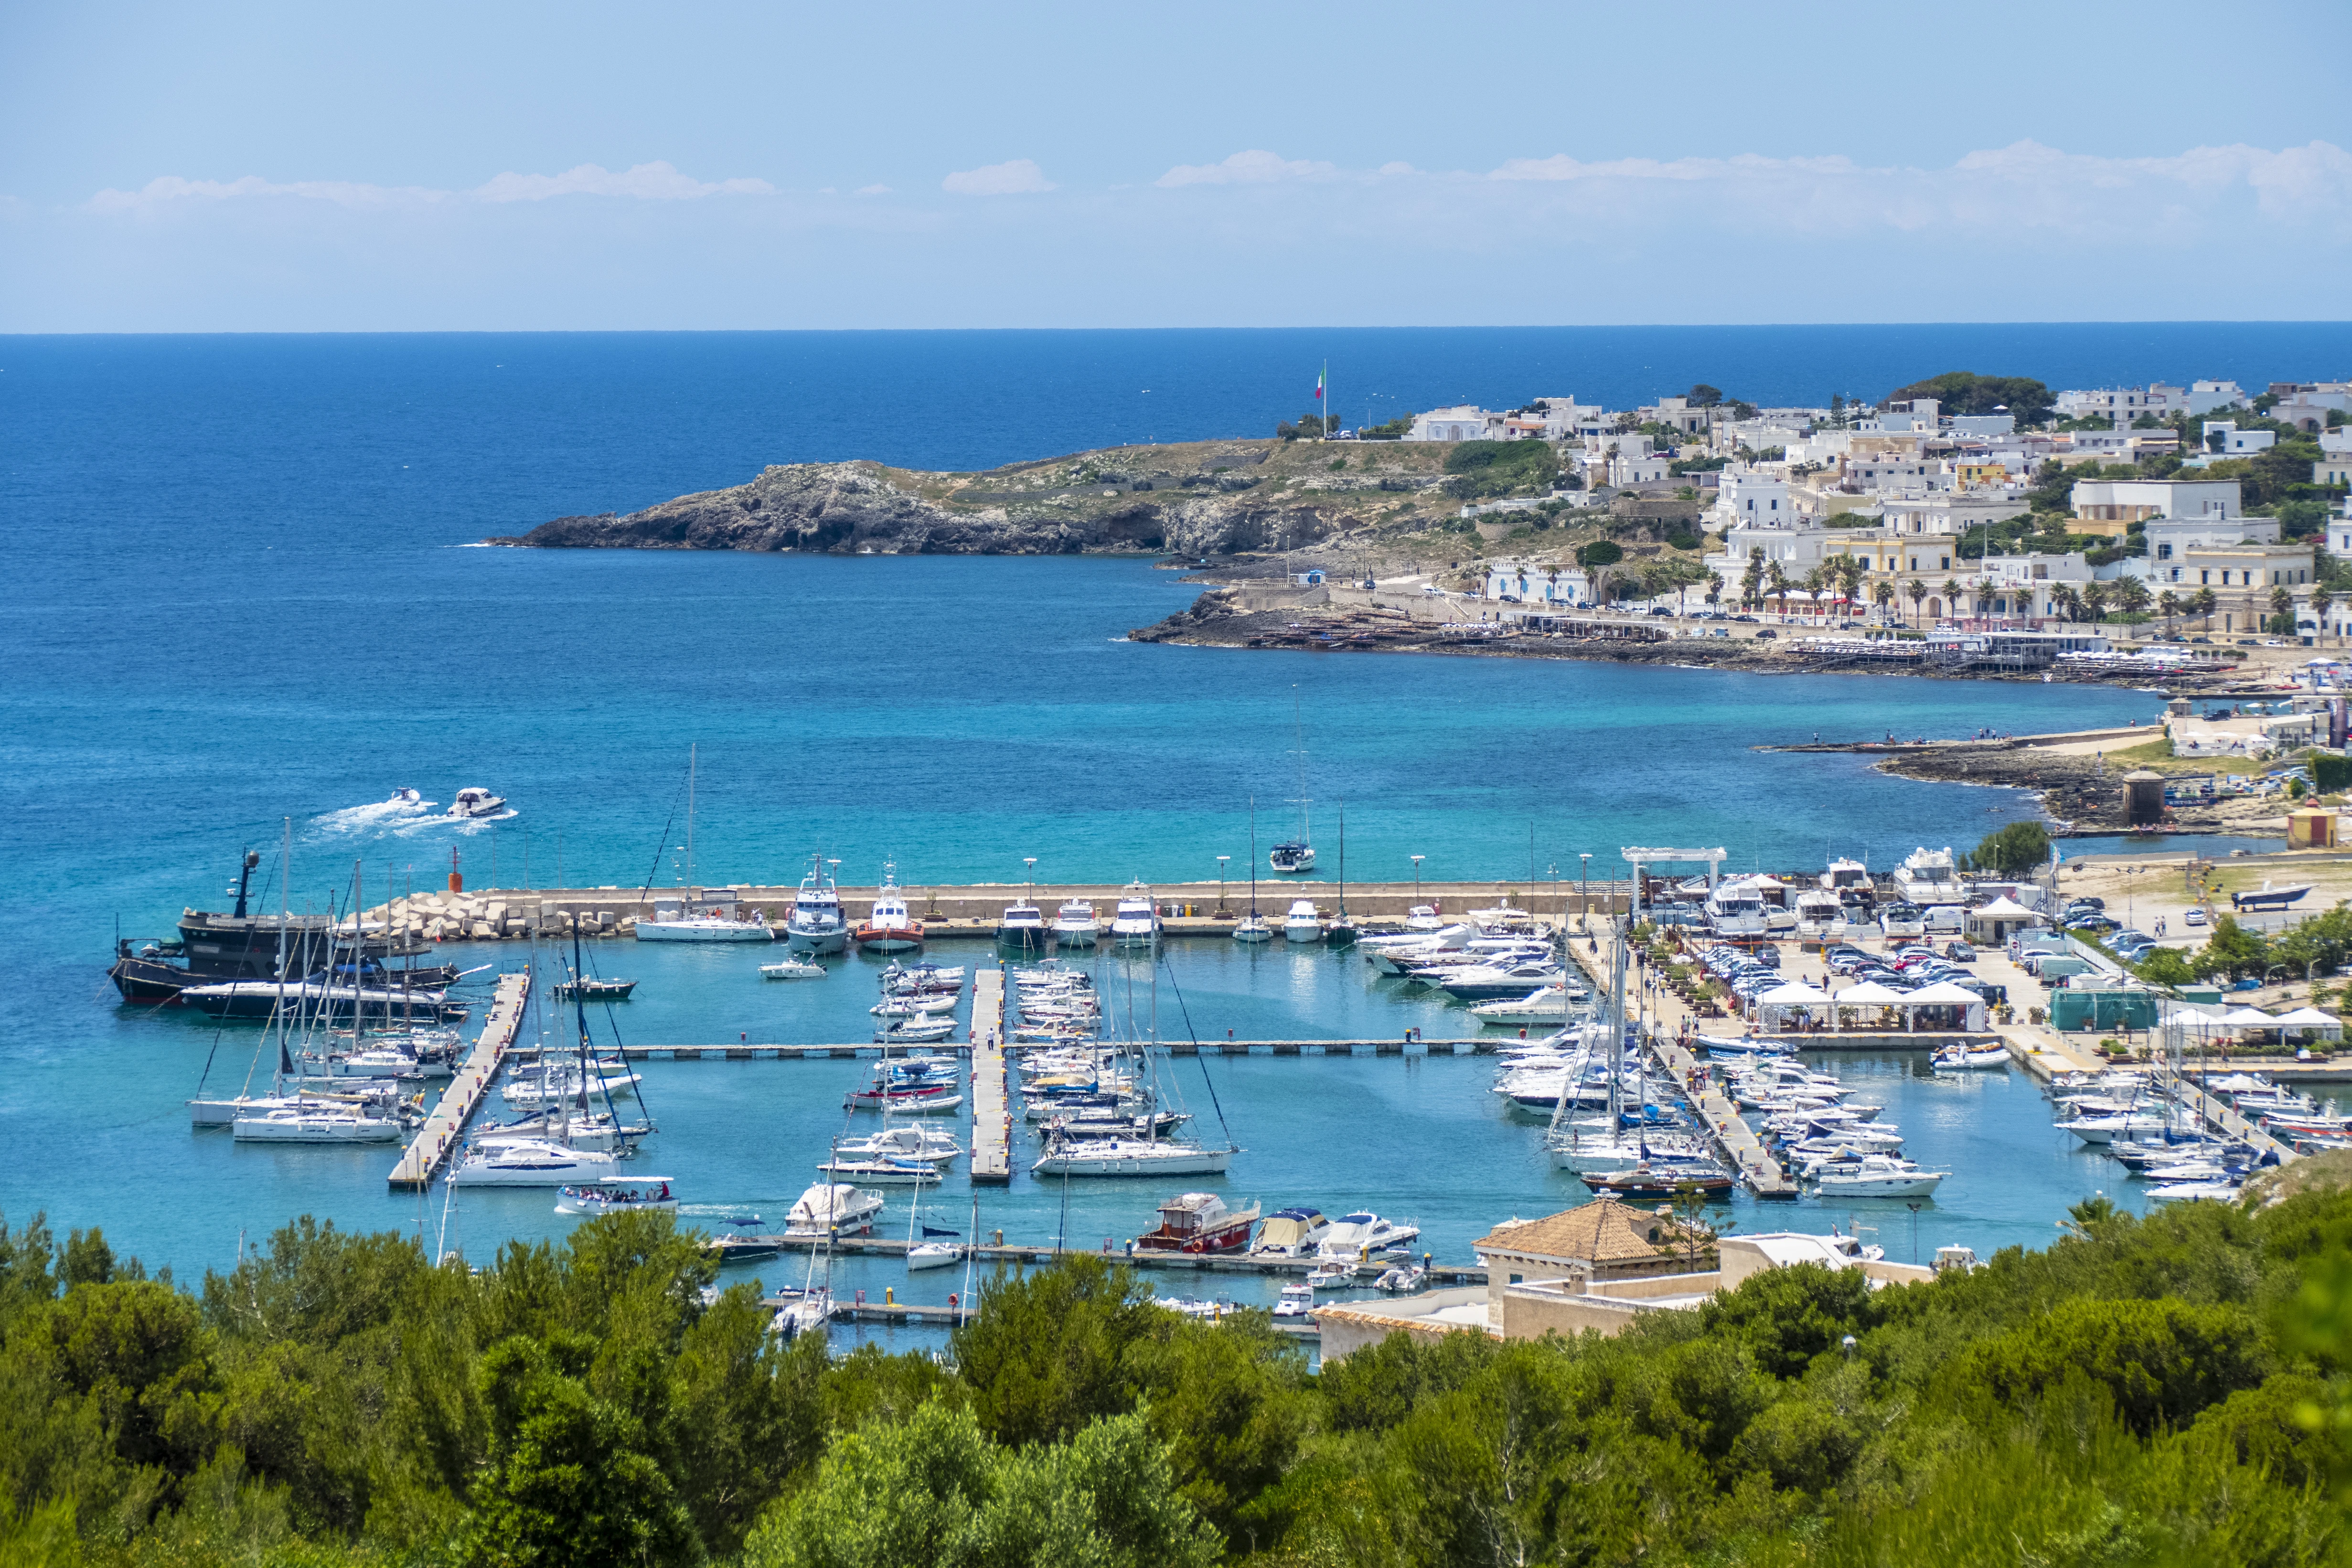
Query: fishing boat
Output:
[[1269, 686, 1315, 872], [760, 956, 827, 980], [555, 1178, 677, 1215], [854, 863, 925, 952], [995, 901, 1049, 952], [445, 787, 509, 819], [1109, 882, 1159, 947], [785, 855, 851, 955], [1281, 899, 1323, 942], [1133, 1192, 1260, 1254], [782, 1182, 887, 1237], [1051, 899, 1099, 948], [1315, 1212, 1421, 1262]]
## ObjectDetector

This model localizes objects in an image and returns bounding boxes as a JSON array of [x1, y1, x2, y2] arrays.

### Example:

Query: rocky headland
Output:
[[487, 438, 1466, 558]]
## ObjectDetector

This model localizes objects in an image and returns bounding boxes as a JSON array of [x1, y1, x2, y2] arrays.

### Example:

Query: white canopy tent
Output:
[[1966, 895, 2042, 944], [1903, 981, 1990, 1033], [1755, 980, 1831, 1030], [1831, 980, 1911, 1029], [2263, 1006, 2342, 1042]]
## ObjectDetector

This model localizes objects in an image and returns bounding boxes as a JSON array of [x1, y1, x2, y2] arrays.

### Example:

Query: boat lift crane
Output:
[[1620, 846, 1728, 919]]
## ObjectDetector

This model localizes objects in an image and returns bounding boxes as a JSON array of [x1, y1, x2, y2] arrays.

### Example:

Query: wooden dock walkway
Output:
[[761, 1290, 1321, 1336], [971, 967, 1011, 1184], [508, 1037, 1498, 1062], [723, 1233, 1484, 1283], [2169, 1072, 2299, 1163], [388, 971, 530, 1190]]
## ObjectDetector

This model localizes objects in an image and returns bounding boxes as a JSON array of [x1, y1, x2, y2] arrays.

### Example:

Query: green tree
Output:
[[1881, 371, 2057, 425], [1971, 820, 2052, 876], [2194, 585, 2219, 629], [951, 1257, 1159, 1448], [1905, 578, 1927, 624]]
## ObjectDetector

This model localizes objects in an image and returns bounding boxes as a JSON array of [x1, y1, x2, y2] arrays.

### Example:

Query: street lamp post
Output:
[[1580, 853, 1593, 931], [1216, 856, 1230, 919], [1411, 854, 1426, 916]]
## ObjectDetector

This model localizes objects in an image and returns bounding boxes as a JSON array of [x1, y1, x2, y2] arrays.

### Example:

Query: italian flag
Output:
[[1313, 369, 1324, 400]]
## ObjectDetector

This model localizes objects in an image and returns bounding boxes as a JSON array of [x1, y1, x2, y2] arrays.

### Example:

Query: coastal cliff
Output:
[[488, 438, 1442, 557]]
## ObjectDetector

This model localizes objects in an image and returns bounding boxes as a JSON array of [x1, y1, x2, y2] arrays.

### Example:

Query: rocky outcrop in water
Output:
[[490, 447, 1359, 557]]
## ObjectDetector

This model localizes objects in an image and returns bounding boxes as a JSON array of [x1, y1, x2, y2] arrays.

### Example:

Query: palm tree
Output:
[[1766, 560, 1789, 619], [2270, 585, 2294, 634], [1873, 579, 1897, 626], [2194, 586, 2218, 631], [1741, 547, 1766, 609], [1973, 577, 1996, 620], [1705, 571, 1724, 608], [2157, 589, 2181, 638], [1904, 578, 1926, 625], [2314, 585, 2335, 646], [2083, 581, 2112, 623], [2114, 576, 2150, 624]]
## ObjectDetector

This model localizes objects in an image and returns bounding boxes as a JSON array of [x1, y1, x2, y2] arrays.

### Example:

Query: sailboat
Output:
[[1325, 803, 1358, 946], [1269, 688, 1316, 872], [905, 1180, 961, 1270], [1235, 799, 1272, 943], [634, 745, 775, 942]]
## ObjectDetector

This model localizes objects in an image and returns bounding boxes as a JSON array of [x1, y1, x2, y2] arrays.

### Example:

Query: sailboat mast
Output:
[[1248, 798, 1259, 917], [686, 744, 695, 892]]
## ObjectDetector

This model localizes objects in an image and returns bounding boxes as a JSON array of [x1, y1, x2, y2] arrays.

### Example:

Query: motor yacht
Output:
[[1109, 882, 1159, 947], [1251, 1207, 1331, 1257], [1471, 984, 1579, 1026], [760, 957, 827, 979], [1281, 899, 1324, 941], [1811, 1154, 1949, 1198], [1051, 899, 1099, 948], [1272, 1283, 1317, 1317], [1436, 960, 1565, 1002], [446, 787, 508, 819], [1820, 856, 1871, 896], [449, 1137, 624, 1185], [783, 1182, 888, 1237], [1703, 881, 1769, 938], [1877, 902, 1927, 941], [1793, 888, 1847, 940], [784, 856, 850, 955], [832, 1123, 963, 1165], [994, 900, 1048, 951], [2062, 1110, 2171, 1145], [1315, 1211, 1421, 1262], [1892, 846, 1964, 905], [853, 864, 924, 953]]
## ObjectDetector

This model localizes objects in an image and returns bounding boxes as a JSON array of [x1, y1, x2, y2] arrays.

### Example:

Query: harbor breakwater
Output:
[[356, 878, 1633, 942]]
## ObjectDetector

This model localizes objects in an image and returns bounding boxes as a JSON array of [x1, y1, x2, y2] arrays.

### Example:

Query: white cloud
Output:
[[471, 161, 775, 202], [855, 184, 893, 196], [1155, 149, 1337, 188], [941, 159, 1053, 196], [85, 161, 774, 213], [87, 174, 444, 213]]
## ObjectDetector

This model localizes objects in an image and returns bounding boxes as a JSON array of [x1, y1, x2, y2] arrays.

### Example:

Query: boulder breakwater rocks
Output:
[[484, 438, 1462, 557]]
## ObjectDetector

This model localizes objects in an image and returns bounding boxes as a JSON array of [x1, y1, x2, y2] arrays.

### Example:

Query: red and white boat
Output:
[[1133, 1192, 1260, 1254], [854, 864, 925, 953]]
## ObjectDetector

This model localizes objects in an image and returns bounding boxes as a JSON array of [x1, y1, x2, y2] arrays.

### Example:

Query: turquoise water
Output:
[[0, 327, 2246, 1289]]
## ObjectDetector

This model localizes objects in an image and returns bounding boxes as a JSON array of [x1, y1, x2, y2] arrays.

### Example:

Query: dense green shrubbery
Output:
[[1440, 440, 1558, 500], [4, 1180, 2352, 1566]]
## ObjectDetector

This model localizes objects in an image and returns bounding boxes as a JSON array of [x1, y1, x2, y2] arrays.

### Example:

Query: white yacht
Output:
[[1109, 882, 1159, 947], [1812, 1154, 1949, 1199], [1281, 899, 1324, 941], [832, 1123, 962, 1165], [1820, 856, 1871, 895], [760, 956, 827, 979], [1471, 984, 1578, 1026], [1051, 899, 1099, 948], [446, 787, 508, 819], [232, 1104, 403, 1142], [1892, 846, 1965, 905], [853, 864, 924, 953], [449, 1137, 624, 1185], [1403, 905, 1446, 931], [1269, 840, 1315, 874], [783, 1182, 887, 1237], [995, 901, 1048, 952], [1877, 902, 1927, 941], [1793, 888, 1847, 940], [784, 856, 850, 955], [817, 1154, 944, 1185], [1031, 1135, 1232, 1177], [1703, 881, 1769, 937], [1315, 1211, 1422, 1262], [1252, 1206, 1331, 1257], [635, 896, 774, 943]]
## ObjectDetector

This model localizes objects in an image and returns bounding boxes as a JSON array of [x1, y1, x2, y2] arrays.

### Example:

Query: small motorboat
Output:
[[1315, 1211, 1422, 1262], [553, 976, 637, 1002], [385, 787, 432, 811], [1272, 1282, 1317, 1317], [1931, 1043, 2009, 1071], [1252, 1206, 1331, 1257], [1281, 899, 1323, 941], [1305, 1260, 1358, 1289], [1373, 1262, 1427, 1293], [449, 1137, 624, 1185], [872, 993, 959, 1017], [446, 787, 508, 819], [555, 1178, 678, 1215], [760, 957, 828, 980], [876, 1017, 959, 1045]]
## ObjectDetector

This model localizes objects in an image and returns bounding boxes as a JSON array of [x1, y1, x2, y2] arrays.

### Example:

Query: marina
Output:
[[386, 971, 532, 1190]]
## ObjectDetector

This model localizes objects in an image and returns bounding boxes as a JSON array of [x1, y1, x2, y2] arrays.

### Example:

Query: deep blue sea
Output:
[[5, 326, 2342, 1312]]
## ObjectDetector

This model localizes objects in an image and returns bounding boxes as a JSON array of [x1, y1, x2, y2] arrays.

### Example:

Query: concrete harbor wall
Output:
[[357, 878, 1636, 942]]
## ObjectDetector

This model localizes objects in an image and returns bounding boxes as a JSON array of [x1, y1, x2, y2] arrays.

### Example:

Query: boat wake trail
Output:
[[314, 795, 439, 833]]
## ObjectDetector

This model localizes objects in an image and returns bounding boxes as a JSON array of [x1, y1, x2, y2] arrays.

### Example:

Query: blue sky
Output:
[[2, 1, 2347, 331]]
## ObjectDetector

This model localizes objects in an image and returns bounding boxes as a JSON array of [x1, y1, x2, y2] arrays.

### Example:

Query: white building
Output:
[[2184, 380, 2248, 416], [1610, 454, 1671, 486], [2056, 384, 2188, 422], [1406, 406, 1500, 442], [1482, 560, 1589, 607], [2200, 421, 2276, 456], [1713, 468, 1792, 527], [2071, 478, 2241, 525]]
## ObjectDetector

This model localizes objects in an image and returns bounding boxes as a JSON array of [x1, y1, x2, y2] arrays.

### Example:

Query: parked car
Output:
[[2184, 907, 2209, 927], [1732, 614, 1759, 623], [1648, 607, 1674, 617], [1944, 940, 1975, 961], [1755, 629, 1778, 640], [2069, 914, 2120, 934]]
